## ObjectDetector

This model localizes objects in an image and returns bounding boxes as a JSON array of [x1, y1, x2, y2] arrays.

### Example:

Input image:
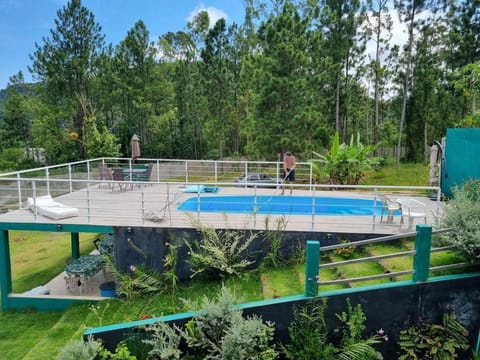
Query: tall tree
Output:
[[364, 0, 392, 146], [253, 1, 312, 159], [201, 19, 242, 159], [319, 0, 364, 142], [29, 0, 105, 159], [445, 0, 480, 119], [113, 20, 157, 154], [407, 21, 446, 162], [159, 26, 208, 159], [393, 0, 431, 164], [446, 0, 480, 69], [2, 72, 32, 149]]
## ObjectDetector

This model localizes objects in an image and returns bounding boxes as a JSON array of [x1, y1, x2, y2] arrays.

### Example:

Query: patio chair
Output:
[[396, 197, 427, 230], [379, 194, 401, 224], [112, 168, 129, 191], [93, 233, 114, 258], [98, 163, 113, 189], [131, 163, 153, 186]]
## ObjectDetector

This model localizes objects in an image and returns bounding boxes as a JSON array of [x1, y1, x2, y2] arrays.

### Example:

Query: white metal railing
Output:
[[0, 158, 442, 231]]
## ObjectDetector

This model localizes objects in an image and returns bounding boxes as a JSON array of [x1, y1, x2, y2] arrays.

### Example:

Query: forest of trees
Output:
[[0, 0, 479, 170]]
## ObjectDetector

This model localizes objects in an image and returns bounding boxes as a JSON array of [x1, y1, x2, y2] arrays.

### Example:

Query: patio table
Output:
[[64, 254, 105, 293]]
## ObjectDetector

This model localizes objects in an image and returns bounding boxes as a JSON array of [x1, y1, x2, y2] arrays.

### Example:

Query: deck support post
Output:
[[476, 329, 480, 356], [305, 240, 320, 297], [412, 224, 432, 282], [71, 232, 80, 260], [0, 230, 12, 310]]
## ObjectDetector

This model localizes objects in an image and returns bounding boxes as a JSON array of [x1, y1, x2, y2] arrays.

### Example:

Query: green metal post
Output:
[[71, 232, 80, 260], [0, 230, 12, 310], [305, 240, 320, 297], [412, 224, 432, 283], [476, 329, 480, 356]]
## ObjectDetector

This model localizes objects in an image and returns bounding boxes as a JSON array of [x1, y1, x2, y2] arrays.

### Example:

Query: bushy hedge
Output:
[[440, 179, 480, 261]]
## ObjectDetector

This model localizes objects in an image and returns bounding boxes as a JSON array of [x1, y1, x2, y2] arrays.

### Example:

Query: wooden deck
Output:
[[1, 183, 442, 299], [0, 182, 441, 234]]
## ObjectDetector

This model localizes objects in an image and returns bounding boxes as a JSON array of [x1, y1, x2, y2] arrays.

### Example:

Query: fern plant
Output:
[[283, 298, 385, 360], [282, 298, 336, 359], [334, 299, 384, 360], [186, 220, 260, 278], [104, 237, 180, 299], [398, 313, 470, 359], [104, 257, 166, 299]]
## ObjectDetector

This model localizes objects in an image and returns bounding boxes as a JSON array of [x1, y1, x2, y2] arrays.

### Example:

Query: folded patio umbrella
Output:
[[131, 134, 141, 162]]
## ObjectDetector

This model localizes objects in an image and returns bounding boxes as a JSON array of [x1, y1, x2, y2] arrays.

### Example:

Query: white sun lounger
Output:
[[27, 195, 79, 220]]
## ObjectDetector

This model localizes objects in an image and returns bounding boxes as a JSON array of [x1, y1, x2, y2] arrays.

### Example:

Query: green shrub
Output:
[[439, 180, 480, 261], [143, 286, 277, 359], [143, 322, 182, 359], [310, 132, 382, 185], [332, 239, 356, 259], [398, 313, 469, 359], [54, 336, 102, 360], [98, 342, 137, 360], [262, 216, 287, 268], [461, 178, 480, 201]]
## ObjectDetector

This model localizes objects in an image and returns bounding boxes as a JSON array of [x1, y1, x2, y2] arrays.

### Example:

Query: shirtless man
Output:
[[281, 151, 296, 195]]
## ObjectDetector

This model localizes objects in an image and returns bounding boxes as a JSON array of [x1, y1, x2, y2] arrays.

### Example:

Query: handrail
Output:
[[320, 232, 417, 252], [319, 250, 416, 269], [319, 270, 414, 286], [305, 227, 472, 297], [429, 263, 474, 272]]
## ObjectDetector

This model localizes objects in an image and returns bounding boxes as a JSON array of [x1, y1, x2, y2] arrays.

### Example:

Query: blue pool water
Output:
[[177, 195, 385, 216]]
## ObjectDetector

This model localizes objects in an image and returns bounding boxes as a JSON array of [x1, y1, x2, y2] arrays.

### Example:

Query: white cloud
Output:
[[186, 3, 229, 28]]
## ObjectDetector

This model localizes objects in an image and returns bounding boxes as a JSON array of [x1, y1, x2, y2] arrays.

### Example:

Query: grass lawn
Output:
[[365, 241, 414, 281], [328, 252, 390, 287], [260, 264, 305, 298], [9, 231, 98, 292], [362, 162, 430, 187], [429, 250, 468, 277]]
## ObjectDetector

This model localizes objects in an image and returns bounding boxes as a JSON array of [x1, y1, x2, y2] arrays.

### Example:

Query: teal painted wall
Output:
[[442, 128, 480, 198]]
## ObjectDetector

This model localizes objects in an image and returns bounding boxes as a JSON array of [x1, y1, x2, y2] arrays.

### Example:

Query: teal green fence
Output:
[[304, 224, 468, 296], [442, 128, 480, 198]]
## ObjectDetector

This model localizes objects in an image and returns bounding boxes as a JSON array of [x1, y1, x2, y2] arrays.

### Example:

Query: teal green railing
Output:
[[304, 224, 440, 297]]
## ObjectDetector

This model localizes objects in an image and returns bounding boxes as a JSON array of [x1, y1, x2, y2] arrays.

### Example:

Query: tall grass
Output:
[[362, 162, 430, 186]]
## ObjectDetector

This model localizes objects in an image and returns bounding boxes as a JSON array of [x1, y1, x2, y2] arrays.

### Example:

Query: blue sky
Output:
[[0, 0, 245, 89]]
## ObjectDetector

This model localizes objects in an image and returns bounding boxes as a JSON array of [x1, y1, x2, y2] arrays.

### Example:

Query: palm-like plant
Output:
[[311, 132, 382, 185]]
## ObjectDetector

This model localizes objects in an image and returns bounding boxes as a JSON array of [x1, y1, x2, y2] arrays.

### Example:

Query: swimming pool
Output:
[[177, 195, 387, 216]]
